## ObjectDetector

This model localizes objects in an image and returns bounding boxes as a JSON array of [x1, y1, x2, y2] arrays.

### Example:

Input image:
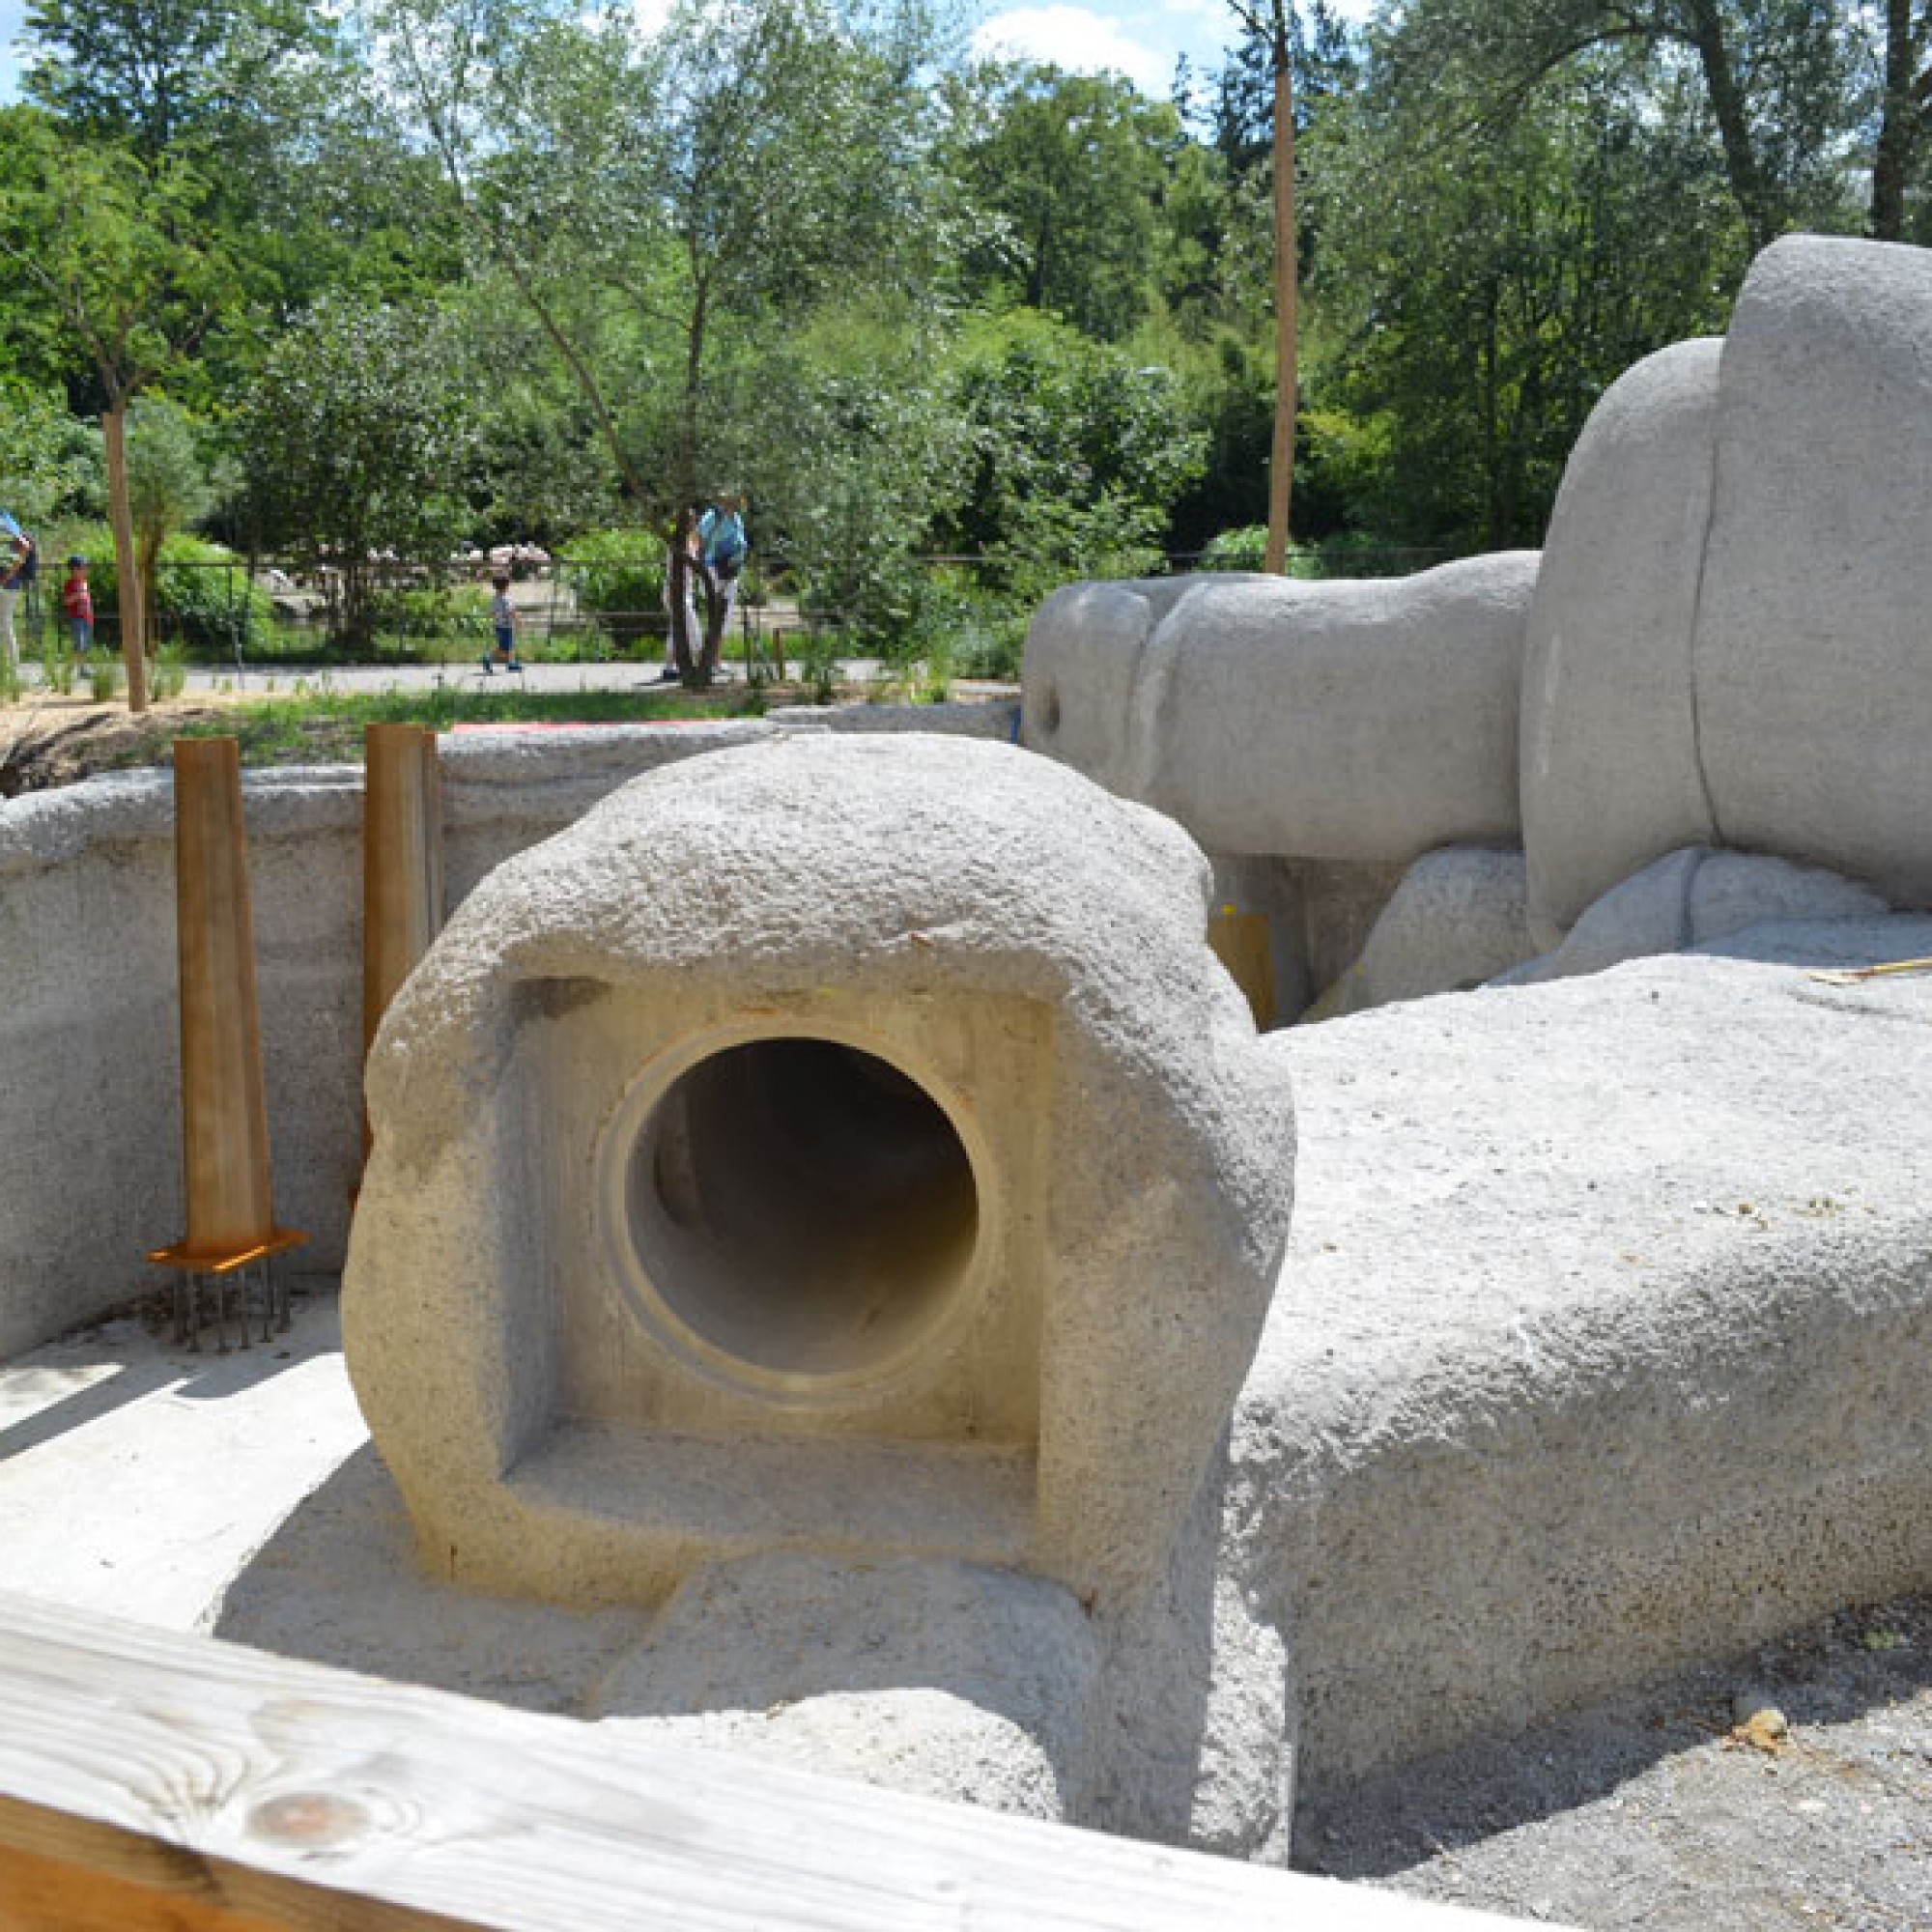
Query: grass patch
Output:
[[164, 684, 754, 767]]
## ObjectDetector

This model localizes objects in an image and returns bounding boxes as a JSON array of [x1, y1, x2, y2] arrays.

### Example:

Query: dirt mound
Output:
[[0, 699, 235, 798]]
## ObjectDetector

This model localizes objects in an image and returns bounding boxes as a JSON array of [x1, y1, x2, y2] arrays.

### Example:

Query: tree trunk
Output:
[[1684, 0, 1777, 251], [1264, 20, 1297, 575], [667, 545, 701, 685], [1870, 0, 1920, 240], [101, 404, 150, 714]]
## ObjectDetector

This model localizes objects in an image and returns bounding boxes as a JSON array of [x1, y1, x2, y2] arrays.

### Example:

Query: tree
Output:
[[372, 0, 951, 682], [1311, 43, 1742, 549], [23, 0, 329, 158], [0, 118, 233, 709], [947, 63, 1181, 341], [0, 381, 101, 531], [935, 308, 1207, 597], [126, 394, 228, 645], [1388, 0, 1854, 252], [233, 295, 480, 649], [1867, 0, 1932, 239], [1224, 0, 1300, 573]]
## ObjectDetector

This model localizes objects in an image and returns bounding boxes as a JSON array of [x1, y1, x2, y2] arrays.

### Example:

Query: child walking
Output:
[[63, 555, 94, 659], [481, 573, 523, 672]]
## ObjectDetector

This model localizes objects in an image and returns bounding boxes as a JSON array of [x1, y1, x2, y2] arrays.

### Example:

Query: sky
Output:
[[0, 0, 1376, 110], [970, 0, 1374, 100]]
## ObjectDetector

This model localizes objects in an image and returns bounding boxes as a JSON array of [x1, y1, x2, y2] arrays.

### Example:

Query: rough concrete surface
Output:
[[1023, 553, 1539, 865], [1, 1277, 1925, 1927], [347, 733, 1295, 1616], [1326, 844, 1531, 1014], [1299, 1595, 1932, 1932], [1500, 847, 1889, 989], [1518, 338, 1721, 945], [1245, 917, 1932, 1792]]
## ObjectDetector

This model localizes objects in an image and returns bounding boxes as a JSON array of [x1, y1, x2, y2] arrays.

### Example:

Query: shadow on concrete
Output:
[[1293, 1592, 1932, 1882], [212, 1433, 1257, 1849], [213, 1443, 651, 1716], [0, 1310, 323, 1463]]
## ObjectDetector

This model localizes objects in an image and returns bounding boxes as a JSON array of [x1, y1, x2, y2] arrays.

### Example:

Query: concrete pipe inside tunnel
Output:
[[610, 1037, 982, 1397]]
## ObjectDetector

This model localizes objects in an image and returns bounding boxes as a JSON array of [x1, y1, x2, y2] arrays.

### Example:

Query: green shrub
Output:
[[367, 580, 492, 643], [1202, 525, 1268, 571], [150, 644, 186, 699], [89, 654, 122, 702], [559, 529, 667, 651], [40, 629, 74, 695], [71, 528, 277, 658]]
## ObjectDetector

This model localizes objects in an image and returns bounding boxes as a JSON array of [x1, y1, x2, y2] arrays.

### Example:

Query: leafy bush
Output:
[[560, 529, 667, 650], [1202, 525, 1267, 571], [71, 527, 277, 658], [367, 580, 492, 642]]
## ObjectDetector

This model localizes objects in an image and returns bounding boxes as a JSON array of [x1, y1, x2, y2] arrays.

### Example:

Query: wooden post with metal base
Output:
[[147, 737, 305, 1350], [361, 724, 443, 1167]]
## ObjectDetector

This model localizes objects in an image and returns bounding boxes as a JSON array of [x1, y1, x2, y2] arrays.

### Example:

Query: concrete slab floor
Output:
[[1, 1289, 1925, 1932]]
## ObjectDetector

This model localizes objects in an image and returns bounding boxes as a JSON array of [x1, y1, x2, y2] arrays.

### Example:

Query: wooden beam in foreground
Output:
[[0, 1590, 1526, 1932]]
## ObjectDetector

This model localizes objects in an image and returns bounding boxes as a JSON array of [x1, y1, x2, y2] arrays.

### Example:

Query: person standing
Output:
[[0, 516, 35, 674], [697, 490, 748, 674], [62, 555, 94, 660], [480, 573, 524, 672]]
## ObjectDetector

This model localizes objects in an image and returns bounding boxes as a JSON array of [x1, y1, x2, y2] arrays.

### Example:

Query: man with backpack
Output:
[[0, 514, 36, 674], [697, 489, 748, 675]]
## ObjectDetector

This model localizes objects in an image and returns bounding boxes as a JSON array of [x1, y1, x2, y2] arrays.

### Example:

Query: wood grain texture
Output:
[[0, 1590, 1517, 1932]]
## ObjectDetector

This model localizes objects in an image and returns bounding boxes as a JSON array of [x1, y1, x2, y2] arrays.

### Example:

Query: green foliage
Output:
[[1202, 524, 1268, 570], [75, 526, 276, 657], [0, 382, 101, 527], [150, 643, 186, 698], [560, 529, 668, 650], [1308, 43, 1747, 549], [949, 62, 1182, 341], [40, 627, 74, 694], [234, 294, 479, 647], [938, 309, 1205, 596]]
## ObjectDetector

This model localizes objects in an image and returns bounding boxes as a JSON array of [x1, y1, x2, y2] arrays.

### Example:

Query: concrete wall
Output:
[[0, 705, 1016, 1359]]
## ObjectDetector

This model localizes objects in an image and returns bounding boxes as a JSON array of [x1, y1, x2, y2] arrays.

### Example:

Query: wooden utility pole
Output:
[[1230, 1, 1298, 574]]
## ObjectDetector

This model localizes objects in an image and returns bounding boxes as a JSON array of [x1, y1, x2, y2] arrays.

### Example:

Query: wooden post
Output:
[[1208, 906, 1277, 1033], [149, 737, 304, 1339], [361, 724, 443, 1162], [172, 737, 272, 1253]]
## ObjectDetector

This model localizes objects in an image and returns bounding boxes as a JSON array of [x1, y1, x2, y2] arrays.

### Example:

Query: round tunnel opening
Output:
[[615, 1037, 981, 1394]]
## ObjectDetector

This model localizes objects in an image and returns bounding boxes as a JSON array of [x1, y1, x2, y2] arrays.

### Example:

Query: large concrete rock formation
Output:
[[1027, 237, 1932, 1006], [344, 733, 1295, 1614], [1024, 553, 1539, 866], [1522, 234, 1932, 943]]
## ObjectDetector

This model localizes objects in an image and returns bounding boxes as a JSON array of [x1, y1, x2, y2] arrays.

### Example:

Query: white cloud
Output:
[[970, 7, 1173, 95]]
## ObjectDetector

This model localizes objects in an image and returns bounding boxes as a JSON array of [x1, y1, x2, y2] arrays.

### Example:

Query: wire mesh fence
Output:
[[11, 541, 1459, 678]]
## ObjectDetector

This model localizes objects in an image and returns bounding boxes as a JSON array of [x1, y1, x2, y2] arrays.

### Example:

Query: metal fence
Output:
[[19, 542, 1459, 671]]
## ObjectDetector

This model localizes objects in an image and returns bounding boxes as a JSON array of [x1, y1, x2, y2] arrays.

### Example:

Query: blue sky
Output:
[[970, 0, 1374, 99], [0, 0, 1375, 109], [0, 1, 21, 102]]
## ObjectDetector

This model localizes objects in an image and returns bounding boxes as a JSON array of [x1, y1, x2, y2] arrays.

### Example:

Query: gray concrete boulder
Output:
[[1500, 846, 1889, 988], [1321, 845, 1531, 1016], [1024, 553, 1539, 865], [1250, 916, 1932, 1790], [1523, 235, 1932, 942], [344, 734, 1295, 1616], [1519, 339, 1721, 948], [1695, 237, 1932, 907]]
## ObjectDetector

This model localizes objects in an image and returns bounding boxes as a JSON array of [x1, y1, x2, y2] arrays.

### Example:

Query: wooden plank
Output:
[[0, 1590, 1522, 1932]]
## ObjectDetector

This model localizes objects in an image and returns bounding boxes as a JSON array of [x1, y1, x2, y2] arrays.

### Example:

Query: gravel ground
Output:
[[1296, 1595, 1932, 1929]]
